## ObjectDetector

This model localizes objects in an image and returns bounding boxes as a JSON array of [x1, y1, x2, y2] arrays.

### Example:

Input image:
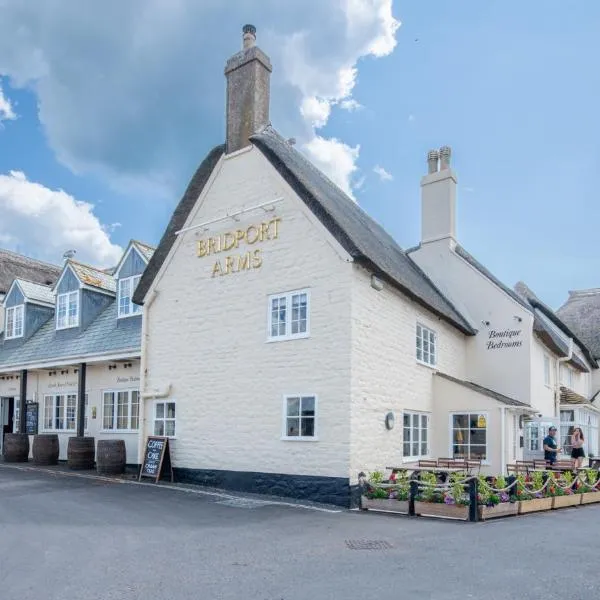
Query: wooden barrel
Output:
[[96, 440, 126, 475], [2, 433, 30, 463], [67, 436, 95, 470], [32, 434, 59, 465]]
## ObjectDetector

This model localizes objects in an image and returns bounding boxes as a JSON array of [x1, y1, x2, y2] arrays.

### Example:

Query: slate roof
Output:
[[0, 249, 61, 295], [67, 260, 116, 294], [135, 128, 474, 335], [557, 289, 600, 360], [0, 300, 140, 369], [16, 279, 55, 306], [514, 281, 596, 369], [435, 372, 532, 408]]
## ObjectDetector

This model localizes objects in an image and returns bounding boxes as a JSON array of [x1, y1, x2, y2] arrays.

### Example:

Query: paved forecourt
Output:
[[1, 465, 599, 600]]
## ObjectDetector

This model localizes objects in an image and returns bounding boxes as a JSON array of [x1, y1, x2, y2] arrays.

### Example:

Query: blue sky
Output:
[[0, 1, 598, 308]]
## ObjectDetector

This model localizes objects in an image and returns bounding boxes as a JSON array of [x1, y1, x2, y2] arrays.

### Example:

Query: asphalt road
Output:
[[1, 465, 599, 600]]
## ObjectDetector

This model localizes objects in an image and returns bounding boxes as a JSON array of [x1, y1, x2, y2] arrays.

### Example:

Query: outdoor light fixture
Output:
[[371, 275, 384, 292], [385, 412, 395, 430]]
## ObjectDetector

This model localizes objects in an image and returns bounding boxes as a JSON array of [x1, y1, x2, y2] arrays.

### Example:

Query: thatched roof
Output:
[[0, 249, 61, 296]]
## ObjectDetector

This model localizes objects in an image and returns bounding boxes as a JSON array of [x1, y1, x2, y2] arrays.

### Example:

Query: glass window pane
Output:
[[287, 418, 300, 437], [156, 403, 165, 419], [421, 415, 427, 428], [412, 442, 419, 455], [453, 429, 467, 444], [301, 417, 314, 437], [404, 428, 411, 442], [166, 403, 176, 419], [403, 442, 411, 456], [403, 414, 410, 427], [154, 420, 165, 436], [131, 391, 139, 429], [412, 414, 419, 428], [165, 420, 176, 437], [117, 391, 129, 429], [301, 397, 315, 416], [453, 414, 467, 428], [470, 445, 487, 459], [287, 397, 300, 417]]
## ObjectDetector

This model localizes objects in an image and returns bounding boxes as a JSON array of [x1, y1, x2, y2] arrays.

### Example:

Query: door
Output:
[[1, 397, 15, 455], [523, 417, 555, 461]]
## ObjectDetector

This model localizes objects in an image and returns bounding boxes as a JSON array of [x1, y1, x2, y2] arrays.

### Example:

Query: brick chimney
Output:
[[224, 25, 272, 154], [420, 146, 457, 244]]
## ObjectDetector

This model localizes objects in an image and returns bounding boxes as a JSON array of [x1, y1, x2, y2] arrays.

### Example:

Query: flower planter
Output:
[[360, 497, 409, 514], [478, 502, 519, 520], [552, 495, 581, 509], [414, 501, 469, 520], [579, 491, 600, 505], [518, 497, 553, 514]]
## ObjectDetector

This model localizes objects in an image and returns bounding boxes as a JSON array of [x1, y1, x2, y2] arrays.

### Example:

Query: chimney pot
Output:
[[427, 150, 439, 174], [439, 146, 452, 170], [242, 24, 257, 49]]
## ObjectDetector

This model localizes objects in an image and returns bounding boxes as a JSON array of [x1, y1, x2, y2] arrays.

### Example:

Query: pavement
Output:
[[1, 464, 599, 600]]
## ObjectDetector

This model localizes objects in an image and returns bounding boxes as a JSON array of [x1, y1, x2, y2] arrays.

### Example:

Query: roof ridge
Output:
[[67, 258, 114, 276]]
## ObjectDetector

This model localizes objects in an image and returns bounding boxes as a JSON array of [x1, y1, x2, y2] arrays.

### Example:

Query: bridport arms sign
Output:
[[196, 216, 281, 278]]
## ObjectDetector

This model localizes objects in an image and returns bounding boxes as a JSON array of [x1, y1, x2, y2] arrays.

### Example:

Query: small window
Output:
[[43, 394, 77, 431], [5, 305, 24, 339], [560, 364, 573, 388], [416, 323, 436, 366], [154, 401, 176, 437], [56, 291, 79, 329], [118, 275, 142, 318], [403, 412, 429, 460], [268, 289, 310, 341], [283, 395, 316, 440], [543, 355, 551, 386], [102, 389, 140, 431], [450, 413, 488, 460]]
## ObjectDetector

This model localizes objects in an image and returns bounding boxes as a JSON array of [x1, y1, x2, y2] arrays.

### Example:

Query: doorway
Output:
[[1, 397, 15, 455], [523, 417, 556, 461]]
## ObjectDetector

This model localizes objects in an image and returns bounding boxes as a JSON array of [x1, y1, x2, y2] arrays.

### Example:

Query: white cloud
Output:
[[0, 81, 16, 123], [0, 171, 122, 267], [340, 98, 362, 112], [373, 165, 393, 181]]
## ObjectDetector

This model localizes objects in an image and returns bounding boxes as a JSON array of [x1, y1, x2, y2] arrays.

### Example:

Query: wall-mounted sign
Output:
[[197, 216, 282, 278], [117, 376, 140, 384], [486, 328, 523, 350], [477, 415, 487, 428], [48, 381, 78, 389]]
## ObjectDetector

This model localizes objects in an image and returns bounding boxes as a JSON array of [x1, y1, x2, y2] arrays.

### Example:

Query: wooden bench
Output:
[[417, 459, 438, 468]]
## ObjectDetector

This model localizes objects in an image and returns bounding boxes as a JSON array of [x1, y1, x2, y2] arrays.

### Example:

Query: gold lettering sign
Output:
[[197, 217, 280, 277]]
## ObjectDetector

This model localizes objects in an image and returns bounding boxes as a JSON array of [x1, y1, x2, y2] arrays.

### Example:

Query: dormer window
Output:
[[5, 305, 24, 339], [118, 275, 142, 318], [56, 291, 79, 329]]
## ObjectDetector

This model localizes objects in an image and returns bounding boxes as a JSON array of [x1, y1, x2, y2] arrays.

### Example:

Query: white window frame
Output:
[[267, 289, 310, 342], [449, 411, 489, 464], [153, 400, 176, 438], [282, 394, 318, 441], [560, 408, 599, 458], [5, 305, 24, 339], [101, 389, 140, 432], [416, 322, 437, 367], [43, 393, 77, 431], [402, 411, 430, 462], [118, 275, 142, 318], [543, 355, 551, 387], [56, 291, 79, 330]]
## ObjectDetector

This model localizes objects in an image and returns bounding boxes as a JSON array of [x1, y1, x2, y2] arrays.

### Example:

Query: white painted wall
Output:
[[530, 337, 557, 417], [411, 240, 534, 404], [142, 146, 354, 479], [349, 265, 467, 481]]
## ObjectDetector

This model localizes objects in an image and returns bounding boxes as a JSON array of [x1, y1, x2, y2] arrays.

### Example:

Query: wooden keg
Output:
[[96, 439, 126, 475], [32, 434, 59, 465], [2, 433, 30, 463], [67, 436, 95, 470]]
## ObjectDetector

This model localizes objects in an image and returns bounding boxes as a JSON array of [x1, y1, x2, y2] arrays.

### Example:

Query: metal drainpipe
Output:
[[556, 338, 574, 417]]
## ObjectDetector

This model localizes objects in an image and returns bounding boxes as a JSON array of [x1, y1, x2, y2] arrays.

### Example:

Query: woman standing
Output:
[[571, 427, 585, 469]]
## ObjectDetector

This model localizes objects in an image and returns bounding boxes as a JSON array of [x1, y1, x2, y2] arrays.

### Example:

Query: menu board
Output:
[[25, 402, 39, 435], [139, 436, 173, 483]]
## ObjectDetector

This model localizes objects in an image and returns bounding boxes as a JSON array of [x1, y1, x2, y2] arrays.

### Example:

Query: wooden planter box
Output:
[[580, 492, 600, 505], [478, 502, 519, 520], [518, 497, 553, 514], [360, 497, 409, 514], [552, 494, 581, 509], [414, 501, 469, 520]]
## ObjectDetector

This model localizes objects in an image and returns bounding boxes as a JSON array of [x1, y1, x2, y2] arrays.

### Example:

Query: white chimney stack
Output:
[[420, 146, 457, 245]]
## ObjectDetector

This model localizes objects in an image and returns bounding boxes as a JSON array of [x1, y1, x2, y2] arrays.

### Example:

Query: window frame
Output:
[[416, 322, 437, 367], [282, 394, 318, 441], [153, 400, 176, 438], [5, 304, 24, 339], [402, 411, 430, 462], [43, 393, 78, 432], [101, 388, 140, 432], [56, 290, 80, 330], [117, 275, 143, 319], [267, 289, 311, 342], [449, 411, 489, 464]]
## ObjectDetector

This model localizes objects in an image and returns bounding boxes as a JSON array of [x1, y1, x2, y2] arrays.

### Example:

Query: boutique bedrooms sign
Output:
[[197, 217, 281, 277], [486, 328, 523, 350]]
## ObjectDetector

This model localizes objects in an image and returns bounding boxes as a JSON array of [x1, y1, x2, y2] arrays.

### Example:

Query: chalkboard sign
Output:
[[139, 436, 173, 483], [25, 402, 39, 435]]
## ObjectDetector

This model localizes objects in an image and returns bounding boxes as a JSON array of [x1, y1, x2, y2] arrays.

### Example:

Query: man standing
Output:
[[543, 426, 560, 466]]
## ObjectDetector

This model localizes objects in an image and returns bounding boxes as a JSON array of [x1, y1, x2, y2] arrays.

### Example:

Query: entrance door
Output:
[[523, 417, 555, 461], [1, 397, 15, 455]]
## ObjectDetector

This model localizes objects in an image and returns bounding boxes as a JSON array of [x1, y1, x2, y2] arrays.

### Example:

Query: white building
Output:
[[130, 26, 600, 506]]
